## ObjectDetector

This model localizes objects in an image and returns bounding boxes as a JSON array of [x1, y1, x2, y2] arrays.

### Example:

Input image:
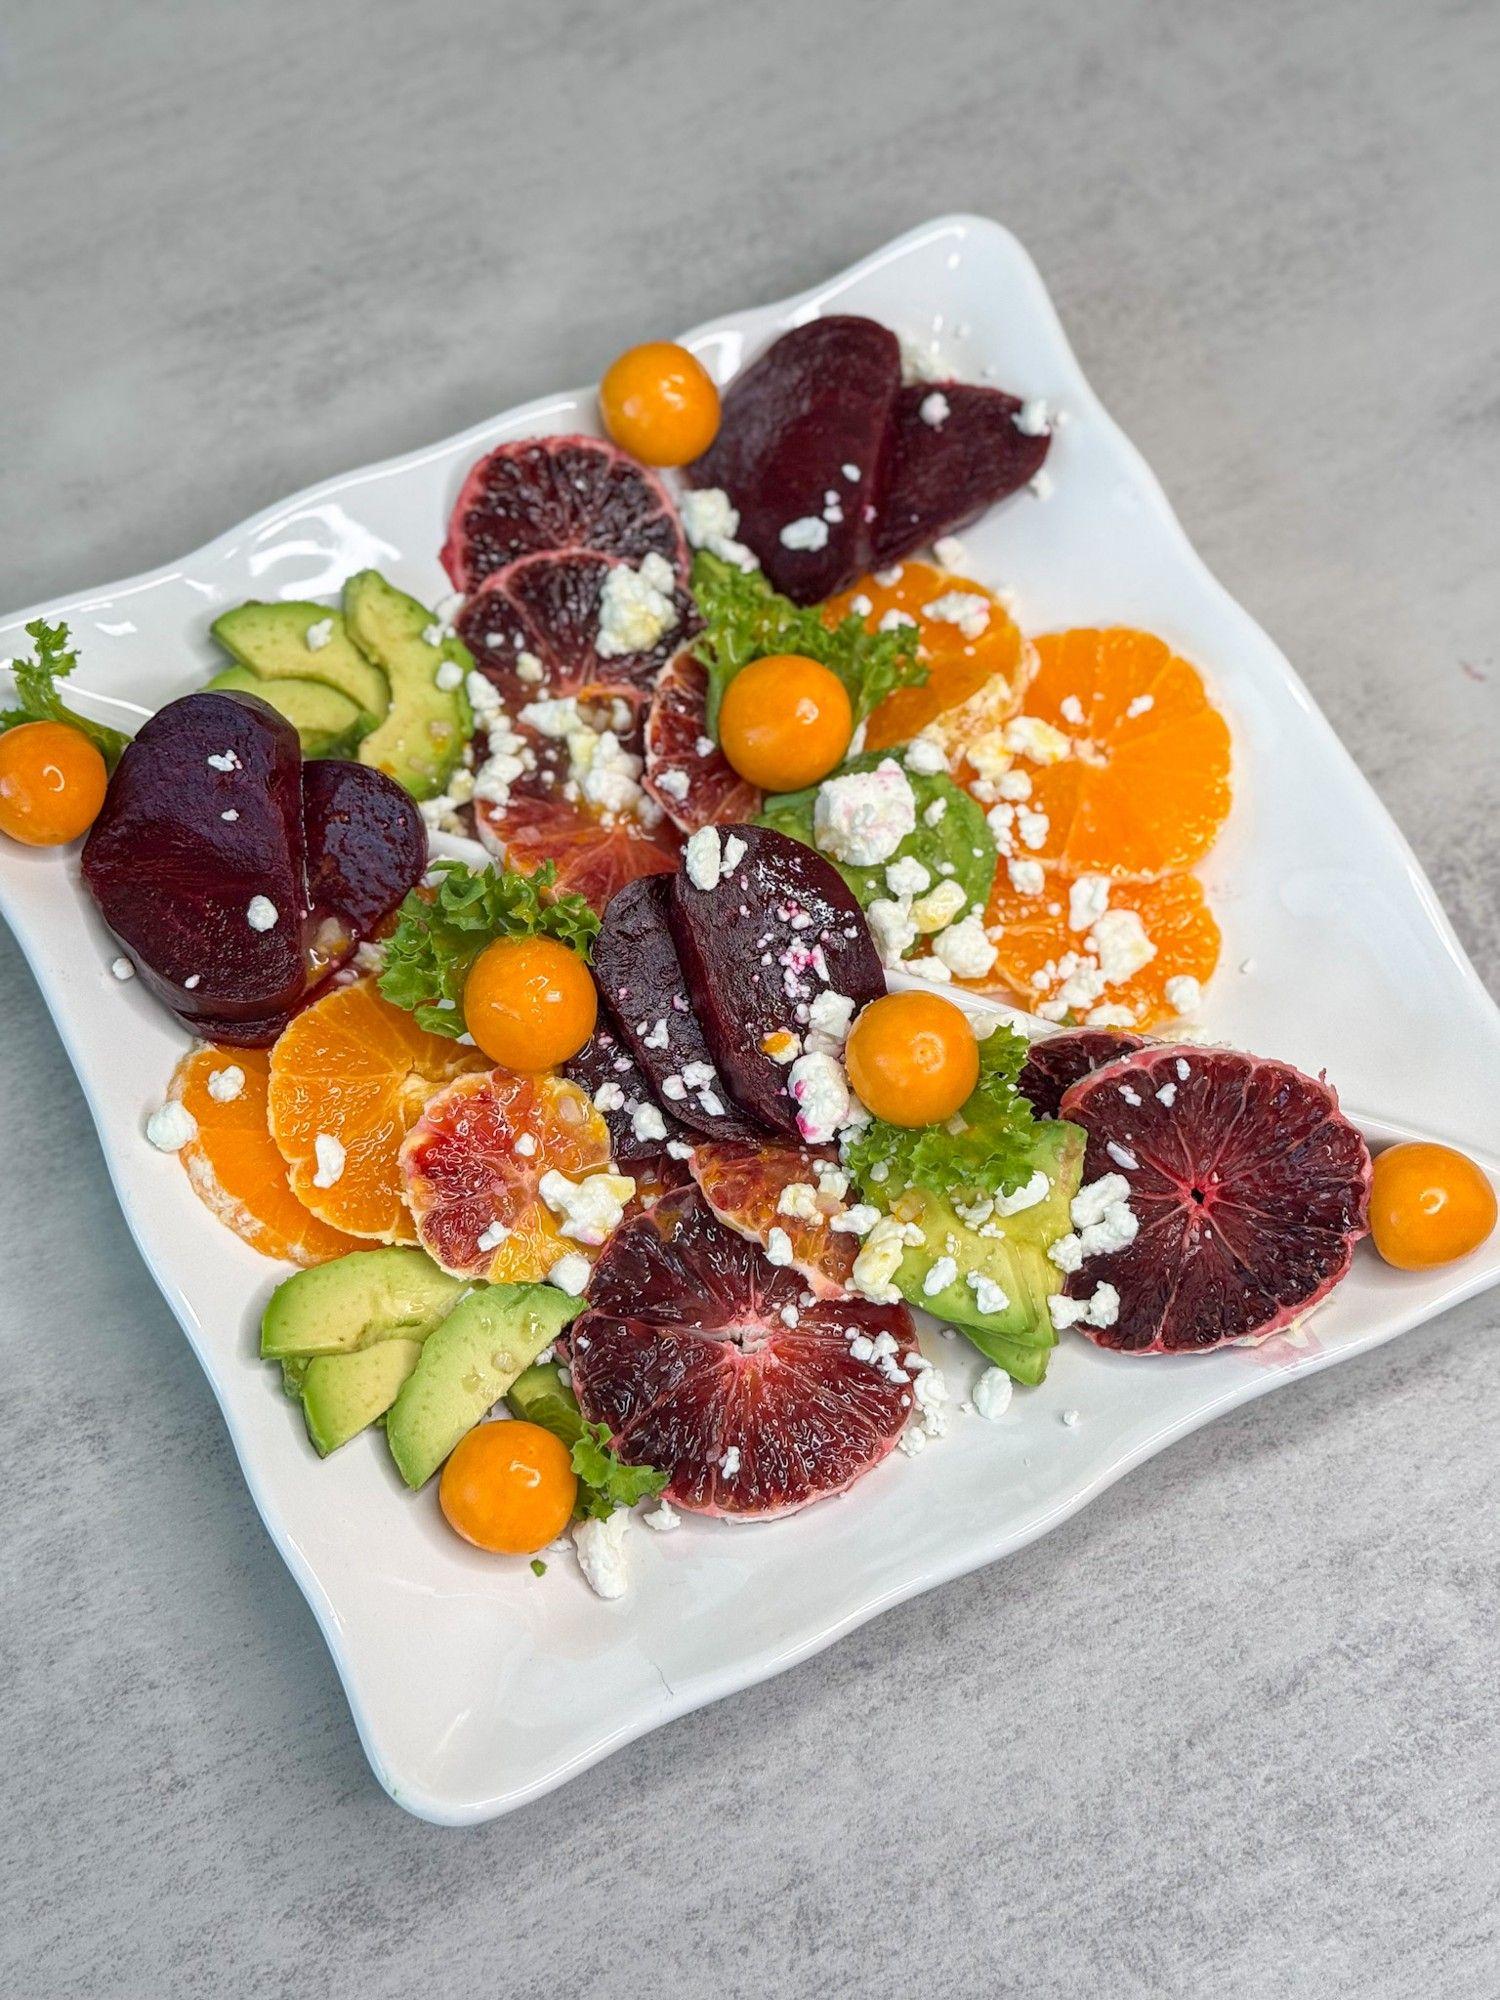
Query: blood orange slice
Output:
[[642, 652, 762, 832], [689, 1140, 854, 1296], [1017, 1028, 1147, 1119], [442, 434, 687, 595], [400, 1070, 612, 1281], [569, 1187, 919, 1517], [474, 780, 681, 917], [1057, 1044, 1371, 1353]]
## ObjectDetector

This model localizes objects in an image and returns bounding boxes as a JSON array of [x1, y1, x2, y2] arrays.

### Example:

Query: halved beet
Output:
[[1057, 1045, 1372, 1354], [441, 434, 688, 595], [591, 875, 767, 1141], [569, 1185, 918, 1518], [455, 548, 694, 711], [300, 759, 426, 942], [82, 691, 309, 1027], [1017, 1028, 1149, 1120], [642, 652, 762, 833], [870, 382, 1050, 569], [562, 1017, 693, 1171], [667, 824, 884, 1139], [685, 316, 899, 602]]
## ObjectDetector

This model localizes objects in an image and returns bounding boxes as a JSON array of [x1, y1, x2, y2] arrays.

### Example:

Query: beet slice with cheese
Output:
[[667, 825, 884, 1140], [562, 1017, 694, 1173], [685, 316, 899, 602], [870, 381, 1050, 568], [441, 433, 688, 595], [300, 759, 426, 944]]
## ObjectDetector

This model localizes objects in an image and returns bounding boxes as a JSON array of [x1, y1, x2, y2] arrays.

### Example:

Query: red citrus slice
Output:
[[1057, 1044, 1371, 1353], [689, 1140, 855, 1296], [1016, 1028, 1147, 1119], [400, 1069, 613, 1281], [568, 1187, 919, 1517], [474, 781, 681, 916], [642, 652, 762, 832]]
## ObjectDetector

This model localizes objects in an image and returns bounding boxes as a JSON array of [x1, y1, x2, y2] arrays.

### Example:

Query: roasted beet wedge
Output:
[[455, 547, 695, 711], [83, 691, 309, 1027], [591, 875, 767, 1141], [301, 759, 426, 942], [441, 434, 688, 595], [870, 382, 1050, 568], [667, 825, 884, 1139], [562, 1017, 694, 1171], [686, 316, 900, 602]]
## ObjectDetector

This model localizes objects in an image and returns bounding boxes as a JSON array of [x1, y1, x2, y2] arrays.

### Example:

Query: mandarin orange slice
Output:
[[824, 559, 1034, 751], [169, 1046, 364, 1266], [401, 1069, 613, 1281], [966, 866, 1221, 1030], [965, 628, 1231, 880], [266, 981, 490, 1243]]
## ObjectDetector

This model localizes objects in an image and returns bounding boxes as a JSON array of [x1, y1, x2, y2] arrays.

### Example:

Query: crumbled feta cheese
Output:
[[997, 1169, 1051, 1216], [1004, 716, 1071, 765], [967, 731, 1013, 785], [246, 896, 279, 932], [919, 390, 950, 428], [806, 989, 855, 1053], [813, 759, 916, 867], [1061, 1407, 1082, 1428], [311, 1133, 346, 1187], [1125, 693, 1154, 719], [434, 659, 464, 692], [787, 1051, 851, 1146], [110, 956, 136, 981], [997, 769, 1033, 801], [642, 1499, 680, 1532], [765, 1226, 795, 1266], [538, 1169, 636, 1245], [678, 487, 758, 571], [967, 1270, 1010, 1316], [574, 1510, 630, 1599], [719, 1445, 741, 1478], [515, 650, 545, 684], [547, 1251, 592, 1296], [1071, 1173, 1132, 1229], [931, 534, 969, 570], [1014, 397, 1051, 436], [851, 1213, 918, 1303], [923, 590, 990, 641], [1090, 908, 1156, 984], [595, 552, 679, 658], [779, 516, 830, 552], [909, 879, 967, 934], [973, 1368, 1013, 1421], [655, 767, 691, 802], [684, 825, 723, 891], [903, 953, 953, 982], [829, 1203, 881, 1238], [1165, 974, 1203, 1016], [867, 896, 918, 965], [145, 1101, 197, 1152], [761, 1029, 801, 1065], [904, 735, 948, 776], [1007, 857, 1045, 896], [923, 797, 948, 828], [933, 914, 997, 979], [1156, 1081, 1178, 1108], [721, 832, 747, 876], [776, 1181, 822, 1223], [1106, 1141, 1139, 1172], [1028, 470, 1054, 500], [205, 1065, 245, 1104], [885, 855, 932, 900], [206, 751, 241, 773], [476, 1219, 509, 1253], [304, 616, 334, 651], [1068, 875, 1111, 932], [631, 1102, 668, 1143], [922, 1255, 958, 1296], [1086, 1004, 1138, 1028]]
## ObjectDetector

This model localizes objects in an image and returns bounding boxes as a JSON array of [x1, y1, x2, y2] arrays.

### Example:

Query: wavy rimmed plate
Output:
[[3, 215, 1498, 1825]]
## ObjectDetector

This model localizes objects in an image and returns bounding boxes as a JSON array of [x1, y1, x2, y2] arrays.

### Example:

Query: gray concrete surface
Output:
[[2, 1, 1496, 1993]]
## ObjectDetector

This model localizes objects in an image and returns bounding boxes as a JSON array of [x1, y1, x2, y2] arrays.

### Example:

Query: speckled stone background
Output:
[[2, 1, 1496, 1993]]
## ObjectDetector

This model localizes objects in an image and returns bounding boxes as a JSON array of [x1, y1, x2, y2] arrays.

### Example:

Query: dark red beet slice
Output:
[[870, 382, 1050, 569], [441, 433, 688, 594], [686, 316, 900, 603], [1018, 1028, 1149, 1120], [591, 875, 767, 1140], [455, 547, 695, 712], [642, 651, 762, 833], [667, 824, 884, 1140], [82, 691, 309, 1029], [300, 759, 426, 943], [1057, 1045, 1371, 1354], [562, 1018, 693, 1172], [569, 1186, 918, 1517]]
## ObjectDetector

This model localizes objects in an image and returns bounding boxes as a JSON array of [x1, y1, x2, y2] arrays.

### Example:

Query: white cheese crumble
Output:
[[1005, 715, 1071, 765], [595, 552, 679, 658], [1013, 397, 1051, 436], [206, 1065, 245, 1104], [812, 759, 916, 867], [631, 1102, 668, 1144], [933, 914, 997, 980], [765, 1226, 795, 1266], [1007, 857, 1045, 896], [476, 1219, 509, 1253], [684, 825, 723, 891], [1165, 974, 1204, 1016], [851, 1214, 922, 1303], [547, 1251, 593, 1296], [786, 1051, 851, 1146], [966, 1270, 1010, 1316], [923, 591, 990, 641], [922, 1255, 958, 1296], [719, 1445, 741, 1478], [972, 1367, 1013, 1421], [538, 1170, 636, 1246], [311, 1133, 346, 1187], [642, 1498, 680, 1532], [146, 1101, 197, 1152], [1090, 909, 1156, 984], [1049, 1282, 1120, 1331], [867, 896, 917, 965], [904, 735, 948, 776], [205, 751, 241, 773], [304, 616, 334, 651], [885, 855, 932, 900], [829, 1204, 881, 1238], [434, 659, 464, 692], [919, 390, 951, 428], [931, 534, 970, 570], [677, 487, 758, 571], [779, 516, 830, 552], [1068, 875, 1111, 932], [655, 767, 691, 802], [573, 1511, 630, 1599], [246, 896, 279, 932], [110, 956, 136, 981], [806, 989, 855, 1054]]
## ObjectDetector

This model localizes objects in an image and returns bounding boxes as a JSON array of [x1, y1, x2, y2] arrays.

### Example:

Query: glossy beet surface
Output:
[[686, 316, 900, 602], [591, 875, 766, 1140], [1017, 1028, 1149, 1120], [562, 1017, 694, 1170], [870, 382, 1050, 568], [569, 1187, 918, 1517], [441, 434, 687, 594], [642, 652, 762, 833], [1058, 1045, 1372, 1353], [667, 825, 884, 1139], [301, 759, 426, 940]]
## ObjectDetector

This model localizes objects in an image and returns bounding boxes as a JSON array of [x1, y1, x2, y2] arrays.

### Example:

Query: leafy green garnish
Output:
[[691, 551, 926, 734], [530, 1558, 548, 1577], [2, 619, 131, 768], [378, 859, 599, 1038], [844, 1024, 1039, 1204], [571, 1420, 669, 1521], [758, 750, 997, 928]]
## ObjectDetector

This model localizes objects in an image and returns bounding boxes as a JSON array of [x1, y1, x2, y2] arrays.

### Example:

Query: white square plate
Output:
[[3, 217, 1497, 1824]]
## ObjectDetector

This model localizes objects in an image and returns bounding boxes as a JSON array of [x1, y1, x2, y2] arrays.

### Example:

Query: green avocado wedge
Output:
[[210, 600, 389, 725], [344, 570, 473, 802], [505, 1362, 585, 1444], [260, 1247, 467, 1361], [300, 1339, 423, 1456], [204, 665, 363, 757], [385, 1285, 584, 1490]]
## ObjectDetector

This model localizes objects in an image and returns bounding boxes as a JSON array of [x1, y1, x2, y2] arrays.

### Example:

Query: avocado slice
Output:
[[343, 570, 473, 801], [385, 1285, 583, 1489], [300, 1339, 423, 1456], [211, 601, 389, 725], [204, 665, 363, 758], [888, 1120, 1086, 1377], [260, 1247, 467, 1361], [506, 1361, 584, 1444]]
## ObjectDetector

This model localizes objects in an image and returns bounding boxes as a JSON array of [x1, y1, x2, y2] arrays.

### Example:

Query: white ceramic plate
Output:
[[4, 216, 1498, 1825]]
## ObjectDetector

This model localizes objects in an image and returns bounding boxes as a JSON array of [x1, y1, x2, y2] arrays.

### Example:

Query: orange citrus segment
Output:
[[824, 560, 1034, 750], [170, 1046, 363, 1266], [401, 1069, 613, 1281], [965, 867, 1221, 1030], [267, 981, 490, 1243], [966, 628, 1231, 880]]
